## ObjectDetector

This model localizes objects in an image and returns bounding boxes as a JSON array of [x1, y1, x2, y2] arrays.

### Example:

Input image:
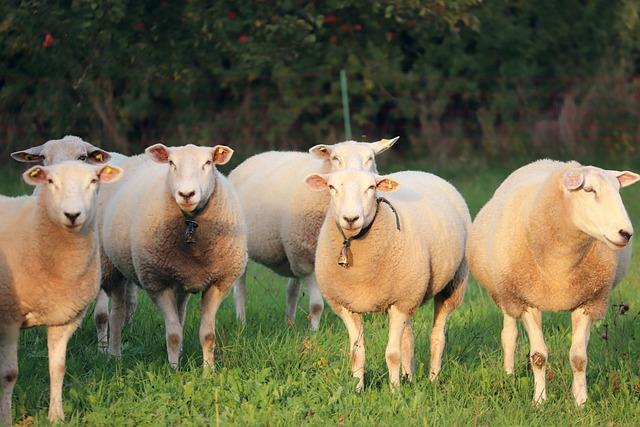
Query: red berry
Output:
[[133, 21, 145, 31], [228, 11, 237, 20], [353, 23, 362, 31], [42, 32, 54, 48], [323, 15, 337, 25], [339, 23, 350, 33], [238, 34, 248, 43]]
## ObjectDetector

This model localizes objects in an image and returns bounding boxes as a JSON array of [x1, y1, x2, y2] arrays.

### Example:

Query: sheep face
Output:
[[11, 135, 111, 165], [23, 162, 123, 230], [563, 167, 640, 250], [306, 170, 399, 237], [145, 143, 234, 215], [308, 137, 399, 173]]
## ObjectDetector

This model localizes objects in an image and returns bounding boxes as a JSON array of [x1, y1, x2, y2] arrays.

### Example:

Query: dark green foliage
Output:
[[0, 1, 638, 160]]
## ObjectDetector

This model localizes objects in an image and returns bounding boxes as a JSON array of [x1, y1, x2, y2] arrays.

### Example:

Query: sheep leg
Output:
[[124, 280, 138, 325], [0, 326, 19, 425], [152, 289, 183, 369], [47, 314, 83, 422], [430, 267, 467, 381], [521, 307, 547, 404], [401, 319, 415, 381], [232, 271, 247, 326], [108, 282, 127, 357], [94, 289, 110, 353], [285, 277, 301, 326], [177, 290, 191, 327], [199, 285, 226, 368], [501, 312, 518, 375], [387, 305, 409, 390], [569, 307, 592, 406], [305, 273, 324, 332], [335, 305, 365, 392]]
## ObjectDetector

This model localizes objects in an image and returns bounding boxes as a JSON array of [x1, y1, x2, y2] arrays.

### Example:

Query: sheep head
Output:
[[23, 161, 122, 231], [306, 170, 399, 237], [145, 143, 233, 215], [308, 137, 399, 173], [11, 135, 111, 165], [562, 166, 640, 250]]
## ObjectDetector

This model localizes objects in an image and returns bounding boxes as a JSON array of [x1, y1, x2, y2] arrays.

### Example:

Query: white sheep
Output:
[[306, 169, 470, 390], [466, 159, 640, 405], [0, 161, 122, 423], [100, 143, 247, 368], [11, 135, 112, 165], [229, 138, 398, 330], [9, 135, 137, 352]]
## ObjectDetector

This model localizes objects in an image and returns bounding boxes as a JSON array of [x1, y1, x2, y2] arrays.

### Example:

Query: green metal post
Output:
[[340, 69, 352, 140]]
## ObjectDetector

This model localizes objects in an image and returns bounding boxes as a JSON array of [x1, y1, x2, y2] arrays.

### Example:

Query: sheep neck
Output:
[[525, 171, 597, 276], [330, 198, 400, 269]]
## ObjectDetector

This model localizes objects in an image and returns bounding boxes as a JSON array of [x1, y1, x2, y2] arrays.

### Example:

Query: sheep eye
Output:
[[584, 186, 595, 193], [331, 157, 340, 163], [48, 179, 54, 184], [367, 185, 375, 191], [204, 160, 212, 167], [77, 155, 87, 161], [328, 185, 336, 191], [90, 178, 98, 184], [169, 160, 176, 168]]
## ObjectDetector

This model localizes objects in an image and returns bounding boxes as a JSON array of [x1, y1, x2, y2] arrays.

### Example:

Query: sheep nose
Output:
[[64, 212, 81, 224], [619, 229, 632, 242], [343, 215, 360, 226], [178, 191, 195, 201]]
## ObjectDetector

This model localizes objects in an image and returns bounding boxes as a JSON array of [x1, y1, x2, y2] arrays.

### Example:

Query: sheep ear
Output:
[[309, 144, 332, 160], [97, 165, 123, 183], [376, 176, 400, 192], [212, 145, 234, 165], [369, 136, 399, 155], [305, 174, 329, 191], [87, 147, 111, 164], [609, 170, 640, 188], [563, 169, 584, 191], [11, 145, 45, 163], [145, 144, 170, 163], [23, 166, 48, 185]]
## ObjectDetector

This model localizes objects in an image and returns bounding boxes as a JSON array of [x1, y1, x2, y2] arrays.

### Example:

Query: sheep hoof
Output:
[[287, 318, 294, 327], [97, 343, 108, 354], [573, 387, 588, 407], [428, 371, 439, 382], [355, 379, 364, 393]]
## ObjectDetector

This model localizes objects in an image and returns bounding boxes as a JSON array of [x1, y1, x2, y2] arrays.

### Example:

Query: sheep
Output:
[[100, 143, 247, 368], [0, 161, 122, 424], [11, 135, 112, 165], [229, 138, 398, 331], [9, 135, 137, 352], [305, 169, 470, 390], [466, 159, 640, 406]]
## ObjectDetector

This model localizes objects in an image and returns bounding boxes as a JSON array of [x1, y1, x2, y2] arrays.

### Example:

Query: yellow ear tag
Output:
[[95, 153, 103, 161], [29, 169, 40, 177], [104, 166, 113, 174], [319, 146, 327, 152], [217, 147, 225, 155], [387, 181, 393, 190]]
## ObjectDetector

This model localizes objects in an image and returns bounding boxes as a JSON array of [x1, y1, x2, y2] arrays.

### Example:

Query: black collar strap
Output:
[[335, 197, 401, 268]]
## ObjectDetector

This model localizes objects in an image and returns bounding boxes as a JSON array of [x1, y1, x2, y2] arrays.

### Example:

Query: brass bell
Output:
[[338, 245, 352, 268]]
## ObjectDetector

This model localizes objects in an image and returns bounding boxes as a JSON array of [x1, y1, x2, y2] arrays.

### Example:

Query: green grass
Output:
[[4, 161, 640, 426]]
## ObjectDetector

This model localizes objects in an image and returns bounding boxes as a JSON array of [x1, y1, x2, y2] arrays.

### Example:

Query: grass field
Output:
[[2, 160, 640, 426]]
